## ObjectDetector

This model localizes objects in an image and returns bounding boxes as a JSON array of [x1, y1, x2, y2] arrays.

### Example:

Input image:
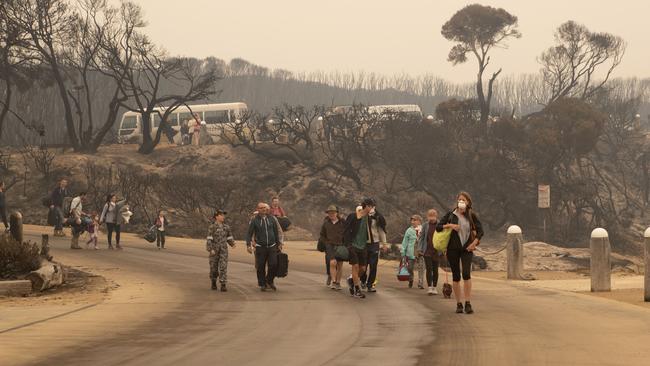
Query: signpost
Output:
[[538, 185, 550, 242]]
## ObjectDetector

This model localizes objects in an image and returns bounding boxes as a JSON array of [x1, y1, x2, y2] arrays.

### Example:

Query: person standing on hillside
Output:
[[319, 204, 345, 290], [154, 210, 169, 250], [50, 178, 70, 237], [437, 192, 484, 314], [207, 210, 236, 291], [246, 203, 282, 292], [359, 198, 387, 293], [418, 209, 440, 295]]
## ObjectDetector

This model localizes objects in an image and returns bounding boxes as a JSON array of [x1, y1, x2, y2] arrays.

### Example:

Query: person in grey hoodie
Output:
[[100, 194, 127, 250]]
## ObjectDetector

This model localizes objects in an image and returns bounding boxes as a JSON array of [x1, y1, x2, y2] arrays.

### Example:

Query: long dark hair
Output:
[[457, 191, 477, 230], [105, 194, 115, 204]]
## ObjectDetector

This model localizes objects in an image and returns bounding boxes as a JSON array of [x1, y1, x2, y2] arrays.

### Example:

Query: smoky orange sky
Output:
[[132, 0, 650, 83]]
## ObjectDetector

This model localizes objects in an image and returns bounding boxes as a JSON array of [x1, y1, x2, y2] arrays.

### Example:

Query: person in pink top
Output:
[[270, 197, 291, 231]]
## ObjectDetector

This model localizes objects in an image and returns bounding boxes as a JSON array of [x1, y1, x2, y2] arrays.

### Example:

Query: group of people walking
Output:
[[42, 177, 482, 314], [318, 192, 483, 314]]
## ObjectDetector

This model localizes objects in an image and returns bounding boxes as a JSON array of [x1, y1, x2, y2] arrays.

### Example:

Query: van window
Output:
[[121, 115, 137, 129], [204, 110, 230, 124], [168, 113, 179, 126], [152, 114, 161, 128], [152, 113, 179, 128]]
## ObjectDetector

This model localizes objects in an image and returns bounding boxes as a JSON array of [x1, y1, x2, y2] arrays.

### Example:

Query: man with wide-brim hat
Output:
[[320, 204, 346, 290]]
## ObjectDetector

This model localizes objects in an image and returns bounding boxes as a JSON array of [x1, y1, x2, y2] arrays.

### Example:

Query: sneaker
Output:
[[335, 283, 342, 291], [456, 302, 464, 314], [108, 245, 114, 250], [367, 286, 376, 293], [464, 302, 474, 314], [432, 288, 439, 295], [326, 277, 332, 286], [427, 287, 434, 296], [360, 282, 367, 290], [418, 283, 425, 290], [116, 245, 123, 250], [353, 288, 366, 299], [260, 285, 267, 292], [347, 277, 354, 296], [220, 284, 227, 292], [408, 280, 413, 288], [268, 283, 277, 291]]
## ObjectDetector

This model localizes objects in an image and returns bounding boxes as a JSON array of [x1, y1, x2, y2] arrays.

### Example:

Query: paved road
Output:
[[3, 227, 650, 366]]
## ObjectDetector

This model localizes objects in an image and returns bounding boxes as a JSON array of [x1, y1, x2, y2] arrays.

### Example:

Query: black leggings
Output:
[[446, 248, 473, 282], [424, 256, 439, 287], [156, 230, 165, 248], [106, 223, 121, 245]]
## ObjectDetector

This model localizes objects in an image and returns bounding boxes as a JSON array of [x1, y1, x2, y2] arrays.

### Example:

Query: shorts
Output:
[[325, 243, 338, 260], [347, 246, 367, 266]]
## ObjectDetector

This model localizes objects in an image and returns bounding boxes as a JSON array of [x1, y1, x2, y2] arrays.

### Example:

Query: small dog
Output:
[[442, 282, 453, 299]]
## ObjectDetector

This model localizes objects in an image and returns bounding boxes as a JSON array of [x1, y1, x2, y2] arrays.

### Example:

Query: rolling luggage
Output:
[[276, 251, 289, 278]]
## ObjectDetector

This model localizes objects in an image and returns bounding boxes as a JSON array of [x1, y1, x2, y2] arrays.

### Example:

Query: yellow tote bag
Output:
[[433, 228, 452, 253]]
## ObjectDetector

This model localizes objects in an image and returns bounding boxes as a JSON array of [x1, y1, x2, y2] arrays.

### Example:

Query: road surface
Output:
[[2, 227, 650, 366]]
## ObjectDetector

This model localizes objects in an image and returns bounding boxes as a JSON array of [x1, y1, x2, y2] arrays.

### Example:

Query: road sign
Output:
[[538, 185, 550, 208]]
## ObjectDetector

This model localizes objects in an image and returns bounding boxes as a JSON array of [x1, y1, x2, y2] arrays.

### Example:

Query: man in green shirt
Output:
[[343, 203, 372, 299]]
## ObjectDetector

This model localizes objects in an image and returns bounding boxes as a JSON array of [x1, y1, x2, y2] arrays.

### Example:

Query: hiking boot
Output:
[[427, 287, 434, 296], [211, 280, 217, 290], [464, 302, 474, 314], [353, 288, 366, 299], [347, 277, 354, 295], [408, 280, 413, 288], [220, 284, 227, 292], [268, 283, 277, 291], [326, 277, 332, 286], [456, 302, 464, 314]]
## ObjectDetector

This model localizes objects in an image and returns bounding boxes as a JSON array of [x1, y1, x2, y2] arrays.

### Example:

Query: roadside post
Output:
[[506, 225, 524, 280], [590, 228, 611, 292]]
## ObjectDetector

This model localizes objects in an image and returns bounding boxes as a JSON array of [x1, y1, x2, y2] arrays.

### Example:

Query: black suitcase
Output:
[[276, 251, 289, 278]]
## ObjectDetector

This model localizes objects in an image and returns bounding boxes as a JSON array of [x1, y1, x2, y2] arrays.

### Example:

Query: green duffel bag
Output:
[[334, 245, 349, 261]]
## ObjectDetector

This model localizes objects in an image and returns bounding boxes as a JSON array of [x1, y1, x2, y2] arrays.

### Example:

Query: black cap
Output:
[[361, 197, 376, 208], [214, 209, 228, 217]]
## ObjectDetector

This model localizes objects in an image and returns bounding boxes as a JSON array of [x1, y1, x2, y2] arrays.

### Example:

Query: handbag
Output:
[[334, 245, 349, 261], [317, 239, 326, 252], [144, 225, 157, 243], [433, 228, 452, 253], [396, 257, 411, 281]]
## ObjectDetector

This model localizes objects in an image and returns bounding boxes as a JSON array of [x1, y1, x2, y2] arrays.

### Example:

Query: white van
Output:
[[321, 104, 423, 140], [117, 102, 248, 144]]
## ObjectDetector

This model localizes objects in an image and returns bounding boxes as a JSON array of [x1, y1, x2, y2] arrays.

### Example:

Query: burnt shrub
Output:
[[0, 234, 41, 280]]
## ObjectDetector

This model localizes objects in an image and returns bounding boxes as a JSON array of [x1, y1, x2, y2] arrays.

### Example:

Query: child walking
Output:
[[86, 214, 100, 250], [155, 210, 169, 250], [401, 215, 422, 288]]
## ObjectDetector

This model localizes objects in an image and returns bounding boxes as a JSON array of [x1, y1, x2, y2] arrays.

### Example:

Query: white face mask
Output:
[[458, 201, 467, 210]]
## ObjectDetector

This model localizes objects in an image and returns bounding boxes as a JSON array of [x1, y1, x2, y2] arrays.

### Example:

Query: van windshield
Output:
[[122, 116, 137, 129]]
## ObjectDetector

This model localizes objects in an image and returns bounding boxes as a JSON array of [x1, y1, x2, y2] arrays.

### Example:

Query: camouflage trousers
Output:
[[209, 243, 229, 284], [415, 256, 425, 286]]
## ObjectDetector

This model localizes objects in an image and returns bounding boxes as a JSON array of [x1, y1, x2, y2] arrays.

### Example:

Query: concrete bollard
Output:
[[506, 225, 524, 280], [9, 211, 23, 243], [590, 228, 611, 292], [643, 227, 650, 302]]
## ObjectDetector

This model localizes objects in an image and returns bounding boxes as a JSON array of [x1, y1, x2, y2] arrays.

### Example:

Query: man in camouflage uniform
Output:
[[207, 210, 236, 291]]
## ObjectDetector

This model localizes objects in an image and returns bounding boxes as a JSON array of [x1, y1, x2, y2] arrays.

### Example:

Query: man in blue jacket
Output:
[[246, 203, 283, 291]]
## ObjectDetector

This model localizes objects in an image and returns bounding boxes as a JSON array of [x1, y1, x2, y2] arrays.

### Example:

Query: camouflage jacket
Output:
[[206, 222, 235, 251]]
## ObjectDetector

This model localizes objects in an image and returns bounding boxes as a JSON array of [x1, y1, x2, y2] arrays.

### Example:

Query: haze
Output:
[[133, 0, 650, 83]]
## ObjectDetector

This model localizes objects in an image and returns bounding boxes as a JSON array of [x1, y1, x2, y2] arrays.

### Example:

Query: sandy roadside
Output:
[[0, 226, 187, 366]]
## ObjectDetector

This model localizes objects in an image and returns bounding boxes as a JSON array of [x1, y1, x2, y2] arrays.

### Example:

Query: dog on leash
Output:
[[442, 282, 453, 299]]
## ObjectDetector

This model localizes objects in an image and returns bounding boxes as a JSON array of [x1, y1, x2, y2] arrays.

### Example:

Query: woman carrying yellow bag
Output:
[[436, 191, 484, 315]]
